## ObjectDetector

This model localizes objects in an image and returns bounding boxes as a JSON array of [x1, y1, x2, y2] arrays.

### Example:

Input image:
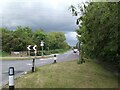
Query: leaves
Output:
[[1, 26, 70, 52], [71, 2, 119, 66]]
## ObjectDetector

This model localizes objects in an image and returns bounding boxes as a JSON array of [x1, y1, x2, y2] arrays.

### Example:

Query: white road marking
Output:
[[41, 62, 47, 64], [24, 72, 27, 74], [40, 58, 53, 60], [77, 52, 79, 55], [26, 63, 32, 66], [3, 71, 8, 73], [51, 54, 59, 56]]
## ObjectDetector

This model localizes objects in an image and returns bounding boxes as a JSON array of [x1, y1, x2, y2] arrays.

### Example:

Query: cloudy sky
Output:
[[0, 0, 89, 46]]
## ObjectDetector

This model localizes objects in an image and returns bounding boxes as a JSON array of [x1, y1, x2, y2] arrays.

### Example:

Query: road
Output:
[[1, 50, 78, 86]]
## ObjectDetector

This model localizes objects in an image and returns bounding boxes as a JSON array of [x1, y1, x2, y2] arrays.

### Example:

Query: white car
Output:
[[73, 49, 78, 53]]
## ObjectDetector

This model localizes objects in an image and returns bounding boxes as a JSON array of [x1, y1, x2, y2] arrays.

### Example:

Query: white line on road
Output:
[[41, 62, 47, 64], [40, 58, 53, 60], [26, 63, 32, 66]]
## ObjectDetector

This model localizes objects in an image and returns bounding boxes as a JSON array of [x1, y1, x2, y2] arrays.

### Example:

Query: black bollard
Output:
[[53, 55, 57, 63], [32, 58, 35, 72], [9, 67, 14, 90]]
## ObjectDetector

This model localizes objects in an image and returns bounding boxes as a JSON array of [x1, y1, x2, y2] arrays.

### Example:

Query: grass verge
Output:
[[0, 51, 10, 57], [1, 55, 53, 60], [3, 59, 118, 88], [1, 49, 70, 60]]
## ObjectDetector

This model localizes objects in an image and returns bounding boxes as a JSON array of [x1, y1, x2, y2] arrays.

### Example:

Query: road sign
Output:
[[33, 45, 37, 51], [27, 45, 31, 50], [27, 45, 36, 51], [40, 41, 44, 46]]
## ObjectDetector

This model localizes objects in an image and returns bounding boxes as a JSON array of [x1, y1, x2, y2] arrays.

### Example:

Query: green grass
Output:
[[37, 49, 70, 56], [1, 55, 53, 60], [1, 49, 69, 60], [0, 51, 10, 57], [4, 59, 118, 88]]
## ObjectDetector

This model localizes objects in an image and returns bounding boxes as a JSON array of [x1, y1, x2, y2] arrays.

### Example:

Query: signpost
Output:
[[40, 41, 44, 57], [27, 45, 37, 72], [33, 45, 37, 58], [27, 45, 37, 56], [27, 45, 31, 56]]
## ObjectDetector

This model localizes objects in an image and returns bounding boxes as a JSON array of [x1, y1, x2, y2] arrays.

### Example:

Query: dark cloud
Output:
[[0, 0, 85, 46]]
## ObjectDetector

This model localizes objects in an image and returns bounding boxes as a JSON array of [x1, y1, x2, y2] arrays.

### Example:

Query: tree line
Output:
[[1, 26, 70, 53], [70, 2, 119, 67]]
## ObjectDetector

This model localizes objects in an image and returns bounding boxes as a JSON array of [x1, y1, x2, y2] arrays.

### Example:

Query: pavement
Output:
[[1, 50, 78, 86]]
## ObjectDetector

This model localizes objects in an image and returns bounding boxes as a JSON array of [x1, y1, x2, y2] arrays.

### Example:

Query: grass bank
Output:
[[1, 55, 53, 60], [0, 51, 10, 57], [4, 59, 118, 88], [1, 49, 70, 60], [31, 49, 70, 56]]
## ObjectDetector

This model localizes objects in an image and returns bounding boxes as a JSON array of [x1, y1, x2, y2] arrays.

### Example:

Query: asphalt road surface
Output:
[[1, 50, 78, 86]]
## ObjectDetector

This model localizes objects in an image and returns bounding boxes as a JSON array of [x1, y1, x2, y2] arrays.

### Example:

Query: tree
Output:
[[46, 32, 69, 50], [70, 2, 119, 67], [2, 26, 34, 52], [13, 26, 34, 51], [2, 28, 14, 52], [32, 29, 47, 50], [1, 26, 70, 54]]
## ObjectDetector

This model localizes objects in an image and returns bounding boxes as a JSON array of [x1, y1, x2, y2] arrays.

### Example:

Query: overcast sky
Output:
[[0, 0, 89, 46]]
